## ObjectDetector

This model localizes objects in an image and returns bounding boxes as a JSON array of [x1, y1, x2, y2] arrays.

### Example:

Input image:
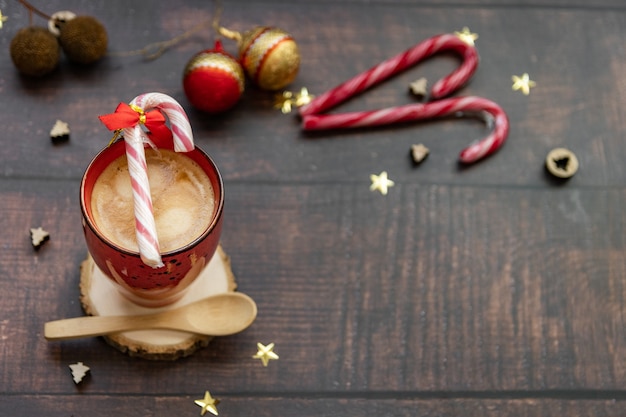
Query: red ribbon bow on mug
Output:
[[98, 102, 173, 144]]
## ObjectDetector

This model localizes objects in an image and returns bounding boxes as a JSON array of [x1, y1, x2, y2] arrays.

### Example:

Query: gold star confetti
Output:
[[454, 27, 478, 46], [194, 391, 220, 416], [294, 87, 314, 107], [274, 90, 294, 113], [252, 342, 279, 366], [274, 87, 314, 113], [0, 10, 8, 29], [370, 171, 394, 195], [409, 77, 428, 97], [69, 362, 90, 384], [512, 73, 536, 95]]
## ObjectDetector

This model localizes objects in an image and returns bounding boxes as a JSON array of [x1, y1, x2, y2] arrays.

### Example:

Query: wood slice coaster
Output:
[[79, 245, 237, 360]]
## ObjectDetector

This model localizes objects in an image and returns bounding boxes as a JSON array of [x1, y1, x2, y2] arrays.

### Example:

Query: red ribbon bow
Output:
[[98, 102, 172, 143]]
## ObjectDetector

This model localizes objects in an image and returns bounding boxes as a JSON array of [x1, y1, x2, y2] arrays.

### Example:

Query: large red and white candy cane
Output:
[[299, 33, 479, 117], [123, 93, 194, 267], [301, 96, 509, 164], [131, 93, 194, 153]]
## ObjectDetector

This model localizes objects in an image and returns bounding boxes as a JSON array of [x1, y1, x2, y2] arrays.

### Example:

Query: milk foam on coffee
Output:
[[91, 149, 215, 253]]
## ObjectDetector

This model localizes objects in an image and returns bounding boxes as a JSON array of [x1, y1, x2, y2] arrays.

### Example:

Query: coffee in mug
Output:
[[80, 139, 224, 307], [90, 148, 215, 253]]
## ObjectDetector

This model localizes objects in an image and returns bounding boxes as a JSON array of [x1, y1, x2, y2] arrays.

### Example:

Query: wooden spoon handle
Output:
[[44, 314, 161, 340]]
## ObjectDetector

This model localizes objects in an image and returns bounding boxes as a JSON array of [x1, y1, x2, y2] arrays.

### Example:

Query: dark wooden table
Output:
[[2, 0, 626, 415]]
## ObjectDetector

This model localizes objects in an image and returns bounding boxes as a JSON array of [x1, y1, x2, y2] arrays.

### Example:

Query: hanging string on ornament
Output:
[[212, 3, 300, 91], [109, 17, 213, 61], [17, 0, 47, 25]]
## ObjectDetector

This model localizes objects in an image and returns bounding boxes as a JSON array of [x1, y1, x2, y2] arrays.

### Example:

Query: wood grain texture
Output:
[[1, 2, 625, 187], [1, 397, 626, 417], [2, 180, 626, 393], [0, 0, 625, 415]]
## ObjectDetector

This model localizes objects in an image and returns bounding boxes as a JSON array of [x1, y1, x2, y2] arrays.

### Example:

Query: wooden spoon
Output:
[[44, 292, 257, 340]]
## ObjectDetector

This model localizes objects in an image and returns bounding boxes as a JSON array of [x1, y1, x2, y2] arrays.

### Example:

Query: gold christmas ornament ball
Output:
[[238, 26, 300, 91], [58, 15, 108, 64], [10, 26, 60, 77]]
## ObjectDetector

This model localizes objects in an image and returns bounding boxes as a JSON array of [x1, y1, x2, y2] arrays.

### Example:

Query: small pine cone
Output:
[[10, 26, 60, 77], [58, 16, 108, 64]]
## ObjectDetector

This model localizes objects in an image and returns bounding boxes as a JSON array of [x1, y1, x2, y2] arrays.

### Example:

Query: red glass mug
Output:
[[80, 137, 224, 307]]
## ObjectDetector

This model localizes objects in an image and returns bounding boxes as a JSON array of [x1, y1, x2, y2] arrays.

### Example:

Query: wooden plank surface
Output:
[[1, 0, 625, 415], [1, 2, 625, 187], [2, 397, 626, 417], [2, 180, 626, 393]]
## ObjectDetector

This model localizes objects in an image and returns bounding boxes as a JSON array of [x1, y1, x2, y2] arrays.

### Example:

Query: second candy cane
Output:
[[299, 33, 479, 117], [301, 96, 509, 164]]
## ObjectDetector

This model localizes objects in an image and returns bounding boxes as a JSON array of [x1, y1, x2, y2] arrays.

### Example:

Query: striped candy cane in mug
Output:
[[99, 93, 195, 267]]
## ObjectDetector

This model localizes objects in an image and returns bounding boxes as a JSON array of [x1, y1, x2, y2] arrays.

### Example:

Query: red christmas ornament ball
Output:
[[183, 42, 244, 113]]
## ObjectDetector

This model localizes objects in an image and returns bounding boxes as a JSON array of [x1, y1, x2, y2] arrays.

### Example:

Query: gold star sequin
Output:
[[274, 91, 294, 113], [294, 87, 314, 107], [252, 342, 279, 366], [370, 171, 395, 195], [454, 27, 478, 46], [0, 10, 8, 29], [194, 391, 220, 416], [274, 87, 314, 113], [512, 73, 536, 95]]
